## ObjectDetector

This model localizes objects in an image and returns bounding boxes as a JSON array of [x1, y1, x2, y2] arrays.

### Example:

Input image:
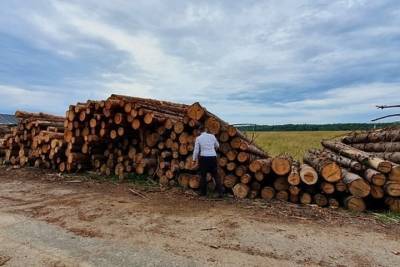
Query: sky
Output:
[[0, 0, 399, 124]]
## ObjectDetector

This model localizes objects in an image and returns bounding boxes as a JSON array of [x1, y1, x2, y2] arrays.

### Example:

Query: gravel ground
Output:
[[0, 167, 399, 267]]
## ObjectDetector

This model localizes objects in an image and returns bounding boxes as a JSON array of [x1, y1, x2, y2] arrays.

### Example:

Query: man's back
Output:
[[193, 132, 219, 159]]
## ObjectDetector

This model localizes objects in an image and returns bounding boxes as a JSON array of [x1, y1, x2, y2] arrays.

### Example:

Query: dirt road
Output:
[[0, 167, 399, 266]]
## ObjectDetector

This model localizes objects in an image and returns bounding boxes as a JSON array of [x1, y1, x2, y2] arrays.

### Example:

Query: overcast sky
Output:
[[0, 0, 399, 124]]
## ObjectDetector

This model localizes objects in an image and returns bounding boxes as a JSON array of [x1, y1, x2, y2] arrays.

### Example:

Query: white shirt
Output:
[[193, 132, 219, 160]]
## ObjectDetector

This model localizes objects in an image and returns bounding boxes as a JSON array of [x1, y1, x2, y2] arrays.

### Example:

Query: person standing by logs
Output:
[[192, 125, 224, 197]]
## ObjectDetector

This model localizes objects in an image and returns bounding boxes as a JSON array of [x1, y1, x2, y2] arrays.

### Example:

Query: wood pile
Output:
[[300, 127, 400, 212], [61, 94, 269, 198], [1, 96, 399, 213], [0, 111, 66, 168]]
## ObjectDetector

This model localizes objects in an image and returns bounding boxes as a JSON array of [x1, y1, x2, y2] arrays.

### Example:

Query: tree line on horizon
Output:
[[237, 122, 399, 132]]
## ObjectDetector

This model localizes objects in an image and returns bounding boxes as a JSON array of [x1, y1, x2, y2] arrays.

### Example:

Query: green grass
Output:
[[372, 211, 400, 224], [247, 131, 349, 161]]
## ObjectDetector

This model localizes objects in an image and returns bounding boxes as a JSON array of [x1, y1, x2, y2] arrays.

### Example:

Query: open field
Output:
[[249, 131, 349, 160], [0, 167, 400, 267]]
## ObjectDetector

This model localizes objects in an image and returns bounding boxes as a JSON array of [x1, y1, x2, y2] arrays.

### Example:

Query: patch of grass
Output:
[[372, 211, 400, 224], [248, 131, 348, 161]]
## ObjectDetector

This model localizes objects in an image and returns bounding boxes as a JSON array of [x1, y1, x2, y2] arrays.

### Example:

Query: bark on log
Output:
[[315, 149, 363, 172], [374, 152, 400, 164], [322, 140, 392, 173], [351, 142, 400, 152], [342, 128, 400, 144]]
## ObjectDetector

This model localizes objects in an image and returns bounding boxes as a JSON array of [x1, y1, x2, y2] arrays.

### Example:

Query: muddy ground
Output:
[[0, 167, 399, 267]]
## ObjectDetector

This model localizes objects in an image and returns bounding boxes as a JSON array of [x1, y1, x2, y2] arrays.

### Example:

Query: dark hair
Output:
[[198, 125, 205, 132]]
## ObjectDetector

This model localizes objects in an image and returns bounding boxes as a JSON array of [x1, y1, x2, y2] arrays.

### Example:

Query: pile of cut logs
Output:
[[1, 95, 399, 213], [62, 94, 268, 199], [302, 127, 400, 212], [0, 111, 66, 168]]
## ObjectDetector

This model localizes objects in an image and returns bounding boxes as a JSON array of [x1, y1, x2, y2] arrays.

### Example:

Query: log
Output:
[[321, 140, 392, 173], [299, 192, 312, 205], [223, 175, 238, 188], [205, 117, 220, 135], [342, 128, 400, 144], [15, 111, 64, 122], [374, 152, 400, 164], [370, 185, 384, 199], [364, 169, 386, 186], [321, 182, 335, 194], [328, 198, 339, 209], [261, 187, 275, 200], [316, 149, 363, 171], [384, 181, 400, 197], [303, 152, 341, 182], [287, 160, 300, 185], [342, 169, 371, 198], [288, 185, 300, 196], [351, 142, 400, 152], [389, 164, 400, 182], [271, 155, 292, 176], [232, 183, 249, 199], [344, 196, 366, 212], [188, 174, 201, 189], [314, 194, 328, 207], [335, 180, 347, 192], [276, 190, 289, 201], [299, 164, 318, 185], [249, 158, 271, 173], [273, 176, 289, 191], [385, 197, 400, 212], [240, 173, 252, 184]]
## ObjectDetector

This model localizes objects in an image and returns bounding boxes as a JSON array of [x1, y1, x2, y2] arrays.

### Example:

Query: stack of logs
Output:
[[62, 94, 269, 198], [0, 124, 13, 158], [301, 127, 400, 212], [1, 95, 399, 213], [0, 112, 66, 168]]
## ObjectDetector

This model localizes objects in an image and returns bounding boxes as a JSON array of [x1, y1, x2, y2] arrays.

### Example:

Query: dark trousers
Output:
[[199, 156, 224, 196]]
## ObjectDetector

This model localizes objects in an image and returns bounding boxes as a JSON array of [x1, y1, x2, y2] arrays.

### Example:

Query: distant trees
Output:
[[237, 123, 400, 132]]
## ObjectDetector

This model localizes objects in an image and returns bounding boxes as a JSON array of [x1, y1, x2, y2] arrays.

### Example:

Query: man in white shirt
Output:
[[192, 126, 224, 197]]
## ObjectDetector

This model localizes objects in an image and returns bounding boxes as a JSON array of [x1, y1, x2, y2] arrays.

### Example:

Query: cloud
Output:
[[0, 0, 399, 123], [0, 85, 67, 115]]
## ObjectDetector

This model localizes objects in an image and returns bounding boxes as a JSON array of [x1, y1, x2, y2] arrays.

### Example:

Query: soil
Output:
[[0, 166, 399, 266]]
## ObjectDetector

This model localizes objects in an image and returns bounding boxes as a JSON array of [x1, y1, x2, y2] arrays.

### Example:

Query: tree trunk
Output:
[[322, 140, 392, 173]]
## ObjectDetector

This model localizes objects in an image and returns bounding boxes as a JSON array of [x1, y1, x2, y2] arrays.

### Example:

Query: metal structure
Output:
[[372, 104, 400, 122]]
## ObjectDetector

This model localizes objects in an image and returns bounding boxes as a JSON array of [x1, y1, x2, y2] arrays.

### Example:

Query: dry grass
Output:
[[248, 131, 349, 161]]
